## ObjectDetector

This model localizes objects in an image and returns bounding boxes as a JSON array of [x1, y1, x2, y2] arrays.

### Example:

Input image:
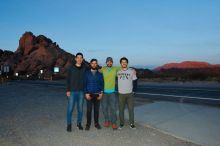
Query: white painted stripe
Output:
[[136, 92, 220, 101], [138, 86, 220, 92]]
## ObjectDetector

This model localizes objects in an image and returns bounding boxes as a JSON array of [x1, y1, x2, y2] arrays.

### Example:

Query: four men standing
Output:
[[66, 53, 137, 132]]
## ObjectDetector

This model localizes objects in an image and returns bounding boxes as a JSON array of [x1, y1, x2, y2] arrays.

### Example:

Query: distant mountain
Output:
[[0, 32, 84, 78], [135, 68, 153, 78], [154, 61, 220, 71]]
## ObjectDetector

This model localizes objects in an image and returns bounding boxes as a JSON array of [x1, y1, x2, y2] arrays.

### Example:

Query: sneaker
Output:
[[118, 124, 124, 130], [103, 121, 110, 127], [95, 123, 102, 130], [77, 123, 83, 130], [67, 124, 72, 132], [112, 124, 118, 130], [130, 124, 136, 129], [85, 125, 90, 131]]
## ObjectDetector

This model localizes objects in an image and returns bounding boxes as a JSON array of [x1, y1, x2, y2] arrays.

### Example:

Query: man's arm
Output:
[[98, 67, 103, 73], [115, 66, 121, 72], [66, 67, 71, 97], [132, 79, 138, 93], [132, 69, 138, 93], [84, 71, 88, 94], [97, 73, 104, 100], [100, 73, 104, 92], [84, 71, 91, 100], [83, 62, 90, 70]]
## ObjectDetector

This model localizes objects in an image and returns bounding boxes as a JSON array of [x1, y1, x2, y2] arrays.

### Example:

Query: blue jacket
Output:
[[84, 70, 104, 94]]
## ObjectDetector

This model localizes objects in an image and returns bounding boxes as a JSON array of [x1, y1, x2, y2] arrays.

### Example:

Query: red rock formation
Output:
[[1, 32, 78, 78], [155, 61, 220, 71], [17, 32, 35, 55]]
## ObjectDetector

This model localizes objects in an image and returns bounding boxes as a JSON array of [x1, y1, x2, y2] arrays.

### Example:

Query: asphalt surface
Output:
[[136, 83, 220, 106], [0, 81, 200, 146], [10, 80, 220, 106]]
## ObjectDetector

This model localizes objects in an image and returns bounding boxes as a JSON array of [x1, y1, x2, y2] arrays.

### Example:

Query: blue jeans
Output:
[[101, 92, 117, 124], [67, 91, 84, 125]]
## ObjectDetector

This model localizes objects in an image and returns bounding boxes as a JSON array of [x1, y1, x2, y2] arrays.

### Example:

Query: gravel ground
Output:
[[0, 81, 200, 146]]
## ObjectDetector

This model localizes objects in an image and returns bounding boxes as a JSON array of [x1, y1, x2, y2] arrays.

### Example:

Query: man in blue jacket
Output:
[[84, 59, 104, 130]]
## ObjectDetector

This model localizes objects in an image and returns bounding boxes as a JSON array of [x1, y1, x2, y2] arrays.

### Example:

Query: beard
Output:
[[122, 65, 127, 68], [91, 66, 97, 70]]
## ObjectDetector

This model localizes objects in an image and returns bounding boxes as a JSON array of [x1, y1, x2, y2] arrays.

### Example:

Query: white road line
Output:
[[138, 86, 220, 92], [136, 92, 220, 101]]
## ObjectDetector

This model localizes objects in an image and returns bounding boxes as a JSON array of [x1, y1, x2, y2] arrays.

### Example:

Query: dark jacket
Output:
[[84, 70, 104, 94], [66, 64, 87, 92]]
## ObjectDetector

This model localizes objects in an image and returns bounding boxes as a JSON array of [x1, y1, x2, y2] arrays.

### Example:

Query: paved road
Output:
[[136, 84, 220, 105], [10, 80, 220, 106]]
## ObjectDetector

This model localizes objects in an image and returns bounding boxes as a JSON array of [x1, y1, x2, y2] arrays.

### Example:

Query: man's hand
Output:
[[66, 91, 71, 97], [85, 94, 92, 100], [97, 93, 103, 100]]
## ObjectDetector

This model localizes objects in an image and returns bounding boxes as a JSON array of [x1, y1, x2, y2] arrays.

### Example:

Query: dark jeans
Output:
[[86, 93, 100, 126]]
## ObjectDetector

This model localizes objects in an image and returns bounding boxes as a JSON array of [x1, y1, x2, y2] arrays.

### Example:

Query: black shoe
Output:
[[130, 124, 136, 130], [85, 125, 90, 131], [77, 123, 83, 130], [118, 124, 124, 130], [67, 124, 72, 132], [95, 123, 102, 130]]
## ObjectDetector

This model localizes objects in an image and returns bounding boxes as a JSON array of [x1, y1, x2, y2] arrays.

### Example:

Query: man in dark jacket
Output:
[[66, 53, 87, 132], [84, 59, 104, 130]]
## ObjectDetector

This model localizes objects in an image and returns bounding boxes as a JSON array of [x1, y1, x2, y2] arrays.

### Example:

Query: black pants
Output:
[[86, 94, 100, 126]]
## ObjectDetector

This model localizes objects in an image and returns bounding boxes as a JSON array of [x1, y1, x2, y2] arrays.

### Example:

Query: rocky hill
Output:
[[0, 32, 79, 78]]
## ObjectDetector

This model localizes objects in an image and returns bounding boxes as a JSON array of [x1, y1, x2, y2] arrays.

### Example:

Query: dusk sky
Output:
[[0, 0, 220, 68]]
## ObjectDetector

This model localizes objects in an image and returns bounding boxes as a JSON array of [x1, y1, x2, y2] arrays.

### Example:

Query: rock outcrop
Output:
[[0, 32, 79, 78]]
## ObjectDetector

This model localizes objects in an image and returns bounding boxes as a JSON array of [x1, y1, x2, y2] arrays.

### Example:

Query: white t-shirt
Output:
[[117, 68, 137, 94]]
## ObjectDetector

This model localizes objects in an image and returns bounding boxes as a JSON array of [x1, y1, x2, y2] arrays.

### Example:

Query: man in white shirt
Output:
[[117, 57, 137, 130]]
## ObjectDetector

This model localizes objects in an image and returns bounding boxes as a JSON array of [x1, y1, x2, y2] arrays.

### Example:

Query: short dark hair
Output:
[[75, 52, 83, 58], [120, 57, 128, 63], [90, 58, 97, 63]]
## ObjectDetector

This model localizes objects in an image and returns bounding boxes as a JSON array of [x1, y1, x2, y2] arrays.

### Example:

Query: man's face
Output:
[[75, 55, 83, 65], [90, 61, 97, 70], [120, 60, 128, 68], [106, 61, 113, 67]]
